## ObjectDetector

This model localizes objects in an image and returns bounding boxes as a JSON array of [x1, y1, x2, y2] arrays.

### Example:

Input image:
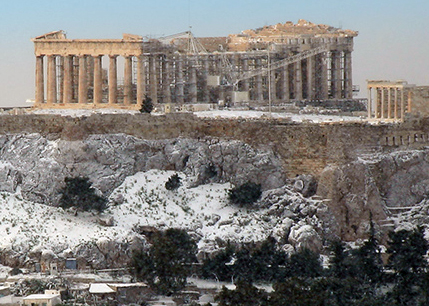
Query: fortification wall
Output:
[[0, 113, 427, 177]]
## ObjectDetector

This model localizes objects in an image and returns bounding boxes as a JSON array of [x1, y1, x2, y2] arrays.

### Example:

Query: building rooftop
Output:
[[23, 294, 60, 300]]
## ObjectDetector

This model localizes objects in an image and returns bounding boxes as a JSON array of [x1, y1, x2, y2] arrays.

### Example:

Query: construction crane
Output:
[[226, 44, 331, 90], [158, 31, 207, 54]]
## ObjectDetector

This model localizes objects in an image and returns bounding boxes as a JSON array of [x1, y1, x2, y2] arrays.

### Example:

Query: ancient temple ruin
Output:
[[32, 20, 358, 110], [367, 80, 429, 121]]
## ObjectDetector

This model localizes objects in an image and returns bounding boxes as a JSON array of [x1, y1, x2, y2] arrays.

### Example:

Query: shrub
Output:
[[9, 267, 22, 276], [140, 95, 153, 113], [165, 174, 182, 191], [59, 177, 107, 213], [131, 228, 197, 294], [228, 182, 262, 205]]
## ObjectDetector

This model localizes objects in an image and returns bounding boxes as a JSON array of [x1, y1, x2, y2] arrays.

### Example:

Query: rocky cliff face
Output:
[[1, 131, 428, 268], [317, 148, 429, 241], [0, 132, 336, 269], [0, 134, 285, 205]]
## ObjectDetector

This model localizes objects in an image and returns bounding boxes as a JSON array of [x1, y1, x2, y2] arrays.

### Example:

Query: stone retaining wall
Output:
[[0, 113, 425, 177]]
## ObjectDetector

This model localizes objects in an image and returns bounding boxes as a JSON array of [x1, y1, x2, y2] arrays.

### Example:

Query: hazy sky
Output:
[[1, 0, 428, 106]]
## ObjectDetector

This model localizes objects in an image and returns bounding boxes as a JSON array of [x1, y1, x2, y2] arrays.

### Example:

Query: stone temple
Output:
[[32, 20, 358, 110]]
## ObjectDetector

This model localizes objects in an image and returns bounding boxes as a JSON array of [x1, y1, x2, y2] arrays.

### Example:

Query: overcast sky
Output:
[[1, 0, 428, 106]]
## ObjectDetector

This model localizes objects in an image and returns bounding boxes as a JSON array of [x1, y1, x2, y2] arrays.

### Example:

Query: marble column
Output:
[[344, 51, 353, 98], [241, 58, 249, 92], [176, 55, 184, 104], [307, 56, 315, 100], [295, 60, 302, 100], [331, 51, 342, 99], [57, 57, 64, 103], [387, 88, 392, 119], [255, 58, 263, 101], [124, 56, 133, 105], [394, 87, 398, 119], [189, 59, 197, 103], [374, 87, 379, 118], [149, 55, 158, 103], [401, 88, 405, 120], [162, 56, 172, 104], [280, 64, 289, 102], [202, 56, 210, 103], [367, 87, 372, 119], [270, 68, 276, 102], [136, 55, 145, 105], [93, 55, 103, 104], [78, 55, 87, 104], [408, 91, 412, 113], [47, 55, 57, 104], [380, 87, 385, 118], [109, 55, 118, 104], [320, 53, 329, 99], [35, 55, 45, 104], [63, 55, 73, 103]]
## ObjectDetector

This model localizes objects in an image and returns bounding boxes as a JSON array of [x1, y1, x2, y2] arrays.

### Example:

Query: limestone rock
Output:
[[317, 148, 429, 241], [0, 134, 286, 205], [289, 223, 322, 253]]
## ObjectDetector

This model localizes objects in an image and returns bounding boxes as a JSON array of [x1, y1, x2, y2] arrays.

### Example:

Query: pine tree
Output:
[[201, 243, 236, 281], [59, 177, 107, 213], [131, 228, 197, 295], [228, 182, 262, 206], [288, 248, 323, 278], [353, 217, 383, 284], [328, 239, 356, 279], [387, 227, 428, 305], [165, 174, 181, 190], [140, 95, 153, 113], [215, 280, 269, 306]]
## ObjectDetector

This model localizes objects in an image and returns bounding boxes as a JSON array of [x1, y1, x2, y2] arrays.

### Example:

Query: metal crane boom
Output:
[[234, 45, 330, 86], [158, 31, 207, 54]]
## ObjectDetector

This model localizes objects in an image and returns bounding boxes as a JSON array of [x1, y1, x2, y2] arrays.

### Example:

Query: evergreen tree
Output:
[[165, 174, 182, 190], [288, 248, 323, 278], [271, 278, 328, 306], [202, 243, 236, 281], [250, 237, 287, 281], [386, 227, 428, 305], [140, 95, 153, 113], [215, 280, 269, 306], [328, 240, 356, 279], [228, 182, 262, 206], [131, 228, 197, 295], [232, 247, 255, 282], [353, 219, 383, 284], [59, 177, 107, 213]]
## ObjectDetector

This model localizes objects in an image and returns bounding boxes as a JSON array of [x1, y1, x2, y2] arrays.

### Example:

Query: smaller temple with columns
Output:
[[367, 80, 429, 122]]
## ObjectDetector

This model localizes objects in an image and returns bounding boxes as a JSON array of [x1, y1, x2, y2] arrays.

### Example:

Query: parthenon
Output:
[[32, 20, 358, 110]]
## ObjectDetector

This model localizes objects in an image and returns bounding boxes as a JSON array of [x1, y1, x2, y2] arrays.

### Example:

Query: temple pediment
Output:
[[34, 30, 66, 40]]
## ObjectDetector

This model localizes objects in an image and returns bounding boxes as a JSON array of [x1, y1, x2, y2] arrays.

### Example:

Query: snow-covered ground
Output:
[[31, 108, 139, 117], [28, 108, 364, 123], [109, 170, 295, 251], [195, 109, 365, 123], [0, 170, 311, 258]]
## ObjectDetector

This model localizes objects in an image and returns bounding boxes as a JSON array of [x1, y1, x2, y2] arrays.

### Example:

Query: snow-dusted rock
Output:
[[0, 169, 336, 269], [317, 148, 429, 241], [289, 223, 323, 252], [0, 134, 286, 205]]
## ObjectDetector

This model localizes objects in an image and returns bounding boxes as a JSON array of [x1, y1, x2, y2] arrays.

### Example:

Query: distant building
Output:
[[32, 20, 358, 110], [22, 293, 61, 306], [367, 80, 429, 121]]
